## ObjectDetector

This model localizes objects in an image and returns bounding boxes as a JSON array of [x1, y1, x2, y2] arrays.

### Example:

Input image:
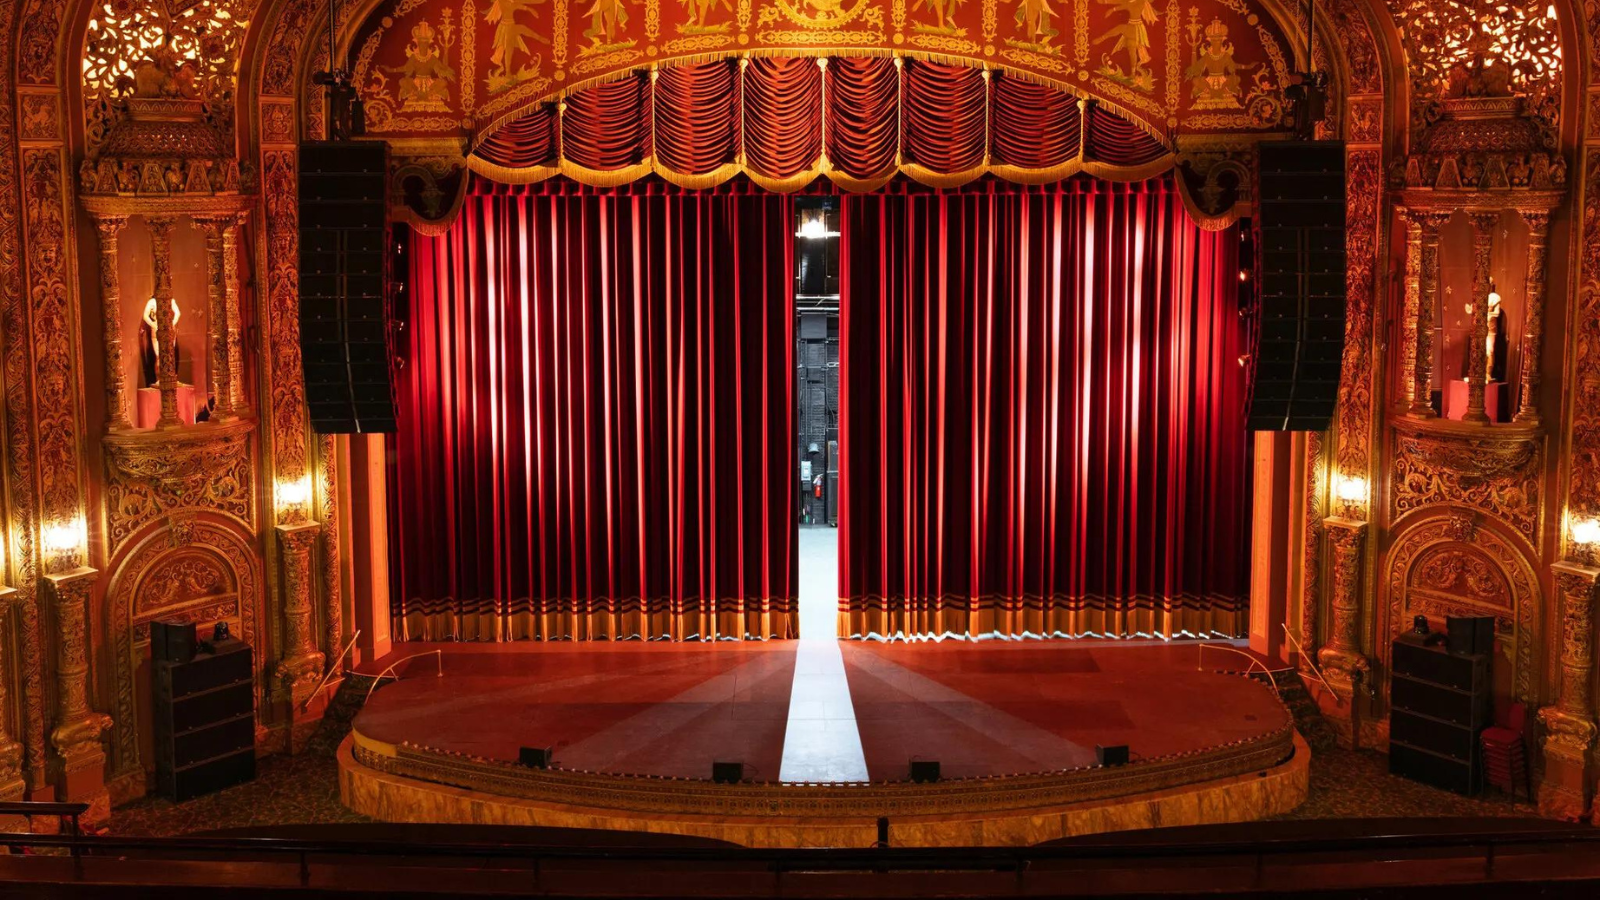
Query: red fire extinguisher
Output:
[[813, 474, 824, 498]]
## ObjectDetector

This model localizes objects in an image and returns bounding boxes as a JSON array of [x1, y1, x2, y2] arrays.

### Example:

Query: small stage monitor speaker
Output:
[[150, 620, 197, 664], [711, 761, 744, 784], [518, 746, 552, 769], [909, 760, 941, 784], [1096, 744, 1130, 767], [1446, 615, 1494, 657]]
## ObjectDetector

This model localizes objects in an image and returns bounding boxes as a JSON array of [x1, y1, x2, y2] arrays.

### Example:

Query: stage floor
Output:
[[351, 640, 1291, 783]]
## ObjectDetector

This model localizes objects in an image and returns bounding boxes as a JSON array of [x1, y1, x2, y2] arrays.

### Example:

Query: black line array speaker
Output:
[[1248, 140, 1347, 431], [154, 638, 256, 802], [1389, 632, 1491, 796], [298, 141, 396, 434]]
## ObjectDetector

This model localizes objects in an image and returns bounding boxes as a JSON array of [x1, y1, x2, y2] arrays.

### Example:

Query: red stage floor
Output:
[[352, 641, 1289, 783]]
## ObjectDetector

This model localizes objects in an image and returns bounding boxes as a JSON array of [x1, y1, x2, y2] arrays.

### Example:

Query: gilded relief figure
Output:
[[912, 0, 967, 35], [1008, 0, 1059, 52], [485, 0, 549, 93], [383, 19, 457, 112], [1095, 0, 1158, 91], [581, 0, 633, 52], [678, 0, 733, 32], [1183, 17, 1253, 109]]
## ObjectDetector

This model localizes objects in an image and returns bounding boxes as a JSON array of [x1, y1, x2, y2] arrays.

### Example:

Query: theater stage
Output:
[[340, 641, 1309, 847]]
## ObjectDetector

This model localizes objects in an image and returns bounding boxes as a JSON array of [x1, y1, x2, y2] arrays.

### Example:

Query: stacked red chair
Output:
[[1480, 701, 1530, 801]]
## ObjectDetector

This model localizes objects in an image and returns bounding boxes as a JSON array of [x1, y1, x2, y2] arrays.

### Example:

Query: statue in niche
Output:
[[912, 0, 967, 35], [1009, 0, 1060, 52], [128, 36, 202, 101], [580, 0, 633, 54], [384, 18, 457, 112], [1096, 0, 1159, 91], [1485, 289, 1507, 383], [139, 298, 182, 388], [1184, 17, 1254, 109], [677, 0, 732, 33], [485, 0, 549, 93]]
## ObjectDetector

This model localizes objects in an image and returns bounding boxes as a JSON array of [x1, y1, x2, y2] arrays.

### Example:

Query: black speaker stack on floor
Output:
[[151, 621, 256, 802], [1389, 616, 1494, 796], [1247, 140, 1347, 431], [298, 140, 396, 434]]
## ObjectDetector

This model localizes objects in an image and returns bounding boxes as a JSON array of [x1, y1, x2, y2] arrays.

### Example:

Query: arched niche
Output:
[[103, 518, 262, 798], [1383, 511, 1542, 709]]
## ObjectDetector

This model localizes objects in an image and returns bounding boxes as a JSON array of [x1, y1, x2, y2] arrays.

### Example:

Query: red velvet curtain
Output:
[[389, 181, 797, 641], [839, 178, 1249, 640]]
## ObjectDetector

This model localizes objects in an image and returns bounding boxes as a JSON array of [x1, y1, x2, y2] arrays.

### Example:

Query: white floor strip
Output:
[[778, 528, 870, 783]]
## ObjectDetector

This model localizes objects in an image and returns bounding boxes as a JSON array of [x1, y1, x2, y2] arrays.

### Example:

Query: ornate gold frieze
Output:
[[102, 418, 257, 557], [1384, 513, 1540, 705], [1389, 418, 1542, 544], [105, 519, 263, 785]]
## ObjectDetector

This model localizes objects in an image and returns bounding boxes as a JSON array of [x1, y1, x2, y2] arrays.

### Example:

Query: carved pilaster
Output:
[[1514, 210, 1549, 425], [196, 217, 231, 422], [43, 568, 110, 824], [1463, 211, 1496, 424], [223, 214, 247, 415], [94, 216, 131, 431], [1399, 212, 1424, 415], [1317, 516, 1370, 704], [1413, 212, 1448, 418], [0, 587, 25, 812], [147, 217, 179, 429], [276, 522, 325, 710], [1536, 563, 1599, 822]]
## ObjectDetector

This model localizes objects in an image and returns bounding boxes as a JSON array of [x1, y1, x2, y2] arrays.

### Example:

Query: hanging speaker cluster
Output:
[[298, 140, 396, 434], [1246, 140, 1347, 432]]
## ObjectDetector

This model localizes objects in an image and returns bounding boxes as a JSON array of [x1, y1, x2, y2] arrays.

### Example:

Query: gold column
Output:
[[1413, 211, 1448, 418], [276, 521, 326, 746], [1317, 516, 1370, 701], [0, 586, 24, 818], [43, 567, 111, 824], [94, 216, 131, 431], [196, 218, 232, 422], [147, 217, 180, 429], [1463, 211, 1496, 424], [1514, 210, 1549, 425], [1397, 211, 1427, 416], [1538, 563, 1598, 821], [223, 214, 247, 415]]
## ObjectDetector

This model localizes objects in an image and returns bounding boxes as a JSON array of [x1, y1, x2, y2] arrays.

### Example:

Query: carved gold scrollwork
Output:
[[102, 419, 256, 557], [1385, 514, 1540, 706], [104, 520, 262, 786], [1389, 418, 1542, 543]]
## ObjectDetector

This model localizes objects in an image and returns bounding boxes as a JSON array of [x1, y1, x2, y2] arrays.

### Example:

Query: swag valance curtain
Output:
[[470, 57, 1173, 192]]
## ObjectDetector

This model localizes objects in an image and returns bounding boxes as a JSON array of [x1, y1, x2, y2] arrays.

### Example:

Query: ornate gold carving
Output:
[[94, 216, 132, 430], [1514, 210, 1548, 424], [1537, 563, 1598, 820], [1389, 419, 1541, 542], [262, 150, 310, 511], [318, 434, 345, 663], [44, 569, 111, 781], [1462, 210, 1495, 423], [1385, 514, 1540, 705], [223, 213, 247, 414], [105, 521, 262, 782], [1570, 151, 1600, 535], [102, 419, 256, 556], [276, 522, 325, 704], [0, 586, 23, 801], [1333, 149, 1379, 505], [148, 217, 181, 428], [1317, 517, 1369, 695], [1387, 0, 1561, 135]]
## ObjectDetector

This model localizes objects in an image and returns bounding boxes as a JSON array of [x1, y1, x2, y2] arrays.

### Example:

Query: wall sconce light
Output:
[[43, 517, 87, 560], [276, 475, 312, 512], [1335, 475, 1367, 513], [1571, 517, 1600, 547]]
